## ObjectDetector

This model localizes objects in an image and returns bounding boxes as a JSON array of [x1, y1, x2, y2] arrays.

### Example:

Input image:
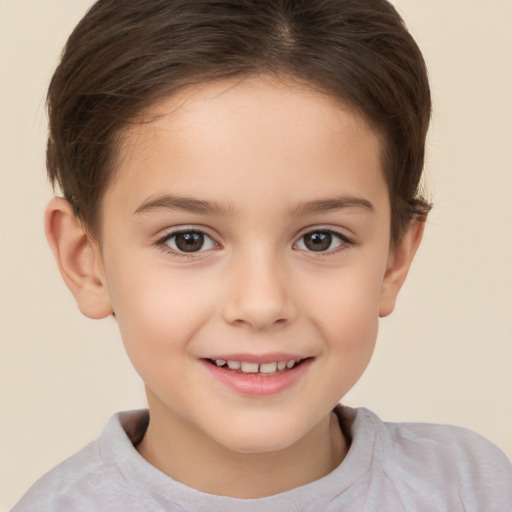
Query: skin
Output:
[[46, 76, 424, 498]]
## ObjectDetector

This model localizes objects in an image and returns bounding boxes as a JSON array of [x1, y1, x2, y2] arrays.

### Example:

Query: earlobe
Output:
[[378, 218, 425, 318], [45, 198, 113, 319]]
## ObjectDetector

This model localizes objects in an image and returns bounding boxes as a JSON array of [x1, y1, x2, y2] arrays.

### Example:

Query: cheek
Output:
[[301, 263, 383, 363], [104, 259, 212, 358], [305, 259, 384, 322], [109, 276, 208, 393], [318, 288, 379, 396]]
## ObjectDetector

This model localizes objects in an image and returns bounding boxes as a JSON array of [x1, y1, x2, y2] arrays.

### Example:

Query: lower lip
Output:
[[202, 359, 312, 397]]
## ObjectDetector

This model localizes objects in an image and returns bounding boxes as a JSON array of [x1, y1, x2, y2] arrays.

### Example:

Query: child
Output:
[[11, 0, 512, 510]]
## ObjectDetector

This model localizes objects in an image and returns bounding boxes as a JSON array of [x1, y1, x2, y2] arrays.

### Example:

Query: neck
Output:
[[136, 402, 347, 498]]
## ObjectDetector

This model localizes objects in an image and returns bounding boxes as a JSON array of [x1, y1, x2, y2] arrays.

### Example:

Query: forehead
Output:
[[105, 76, 387, 221]]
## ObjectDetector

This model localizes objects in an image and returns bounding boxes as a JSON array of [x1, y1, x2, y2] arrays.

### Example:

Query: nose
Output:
[[222, 248, 296, 331]]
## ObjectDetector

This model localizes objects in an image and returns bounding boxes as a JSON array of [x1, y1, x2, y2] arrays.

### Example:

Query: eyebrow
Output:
[[289, 196, 375, 216], [134, 194, 374, 217], [134, 194, 234, 216]]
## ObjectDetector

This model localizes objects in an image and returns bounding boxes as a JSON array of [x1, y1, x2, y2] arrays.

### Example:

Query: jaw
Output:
[[139, 386, 346, 498]]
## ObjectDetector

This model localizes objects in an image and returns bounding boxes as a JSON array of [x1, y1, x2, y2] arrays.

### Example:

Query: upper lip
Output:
[[203, 353, 310, 364]]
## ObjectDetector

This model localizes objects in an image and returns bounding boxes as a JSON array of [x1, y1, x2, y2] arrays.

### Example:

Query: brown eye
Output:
[[295, 230, 347, 253], [163, 230, 217, 253], [174, 232, 205, 252], [303, 232, 332, 251]]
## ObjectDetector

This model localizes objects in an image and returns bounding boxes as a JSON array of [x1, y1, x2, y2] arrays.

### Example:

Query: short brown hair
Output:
[[47, 0, 431, 240]]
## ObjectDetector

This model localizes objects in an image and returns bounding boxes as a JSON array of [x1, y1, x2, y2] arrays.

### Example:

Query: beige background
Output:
[[1, 0, 511, 509]]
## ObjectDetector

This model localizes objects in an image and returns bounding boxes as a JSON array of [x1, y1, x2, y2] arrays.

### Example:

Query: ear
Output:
[[378, 218, 425, 317], [45, 198, 113, 319]]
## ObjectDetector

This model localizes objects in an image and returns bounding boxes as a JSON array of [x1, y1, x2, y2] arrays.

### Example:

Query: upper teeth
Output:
[[214, 359, 298, 374]]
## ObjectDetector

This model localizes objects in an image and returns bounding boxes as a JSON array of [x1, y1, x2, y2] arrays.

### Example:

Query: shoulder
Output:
[[352, 408, 512, 511], [11, 439, 115, 511], [385, 417, 512, 479], [11, 411, 148, 512]]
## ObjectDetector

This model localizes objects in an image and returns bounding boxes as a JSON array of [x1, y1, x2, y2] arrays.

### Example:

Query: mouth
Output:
[[201, 352, 314, 395], [205, 357, 308, 376]]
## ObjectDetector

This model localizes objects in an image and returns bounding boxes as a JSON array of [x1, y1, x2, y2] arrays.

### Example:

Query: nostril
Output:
[[230, 316, 288, 330]]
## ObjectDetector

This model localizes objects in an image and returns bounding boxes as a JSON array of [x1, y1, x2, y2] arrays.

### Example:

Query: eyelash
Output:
[[154, 227, 354, 258], [155, 228, 218, 259], [293, 228, 354, 256]]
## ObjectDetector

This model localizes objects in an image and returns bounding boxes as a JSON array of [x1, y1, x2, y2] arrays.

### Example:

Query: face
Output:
[[96, 76, 395, 454]]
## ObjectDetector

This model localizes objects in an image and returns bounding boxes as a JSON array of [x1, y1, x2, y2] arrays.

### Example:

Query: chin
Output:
[[207, 412, 319, 455], [220, 434, 299, 455]]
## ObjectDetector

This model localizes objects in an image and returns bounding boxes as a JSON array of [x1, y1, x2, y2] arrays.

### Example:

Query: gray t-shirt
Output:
[[11, 407, 512, 511]]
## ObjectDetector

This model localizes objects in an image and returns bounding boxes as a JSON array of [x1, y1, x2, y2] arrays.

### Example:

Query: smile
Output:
[[207, 358, 303, 376], [202, 356, 313, 396]]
